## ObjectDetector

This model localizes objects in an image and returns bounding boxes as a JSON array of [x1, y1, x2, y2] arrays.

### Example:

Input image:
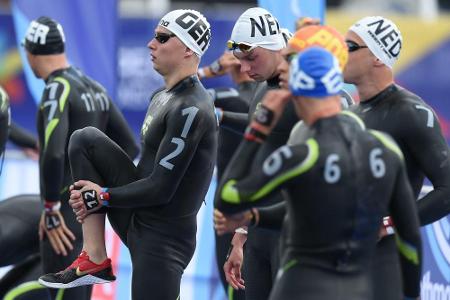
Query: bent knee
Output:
[[69, 127, 102, 152]]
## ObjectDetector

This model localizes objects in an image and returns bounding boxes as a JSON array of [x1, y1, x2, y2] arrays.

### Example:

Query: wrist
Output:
[[44, 200, 61, 213], [249, 208, 259, 227], [252, 104, 275, 131], [99, 187, 110, 207], [244, 125, 268, 143], [209, 59, 222, 75], [382, 216, 395, 235], [235, 227, 248, 235], [232, 229, 248, 247]]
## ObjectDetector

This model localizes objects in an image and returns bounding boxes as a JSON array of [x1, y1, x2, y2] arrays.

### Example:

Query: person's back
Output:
[[216, 47, 421, 300], [37, 65, 137, 203], [350, 84, 445, 203], [23, 16, 138, 300], [268, 112, 421, 300], [285, 113, 402, 267]]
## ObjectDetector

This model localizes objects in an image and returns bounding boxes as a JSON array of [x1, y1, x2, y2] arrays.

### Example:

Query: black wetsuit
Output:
[[350, 84, 450, 300], [223, 76, 298, 300], [68, 75, 217, 300], [37, 66, 138, 300], [210, 85, 252, 300], [216, 112, 422, 300], [0, 86, 10, 172], [9, 122, 38, 150]]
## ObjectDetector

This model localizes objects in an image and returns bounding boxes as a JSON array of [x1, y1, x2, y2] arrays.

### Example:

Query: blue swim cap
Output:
[[289, 47, 342, 98]]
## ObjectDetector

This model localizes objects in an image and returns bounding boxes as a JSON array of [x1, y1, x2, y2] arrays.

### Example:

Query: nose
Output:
[[277, 60, 288, 75], [240, 60, 250, 73], [148, 38, 156, 50]]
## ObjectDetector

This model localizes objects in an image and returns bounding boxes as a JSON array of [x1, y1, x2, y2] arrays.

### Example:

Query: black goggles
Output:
[[226, 40, 257, 53], [346, 40, 369, 53], [154, 32, 176, 44]]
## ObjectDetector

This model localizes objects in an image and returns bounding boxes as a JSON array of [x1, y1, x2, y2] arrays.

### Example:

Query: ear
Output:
[[373, 57, 384, 67], [184, 47, 195, 58]]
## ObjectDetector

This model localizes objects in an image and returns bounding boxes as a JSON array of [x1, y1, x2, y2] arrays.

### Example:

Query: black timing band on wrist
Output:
[[244, 126, 267, 143], [253, 104, 274, 126]]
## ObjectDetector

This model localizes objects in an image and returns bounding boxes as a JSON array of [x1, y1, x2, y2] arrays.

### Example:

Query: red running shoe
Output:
[[38, 251, 116, 289]]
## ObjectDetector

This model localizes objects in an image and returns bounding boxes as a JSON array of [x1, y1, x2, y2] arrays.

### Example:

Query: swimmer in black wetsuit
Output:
[[199, 49, 256, 300], [39, 10, 217, 300], [210, 85, 250, 300], [344, 16, 450, 300], [214, 23, 353, 297], [20, 16, 138, 300], [217, 8, 297, 300], [216, 47, 422, 300]]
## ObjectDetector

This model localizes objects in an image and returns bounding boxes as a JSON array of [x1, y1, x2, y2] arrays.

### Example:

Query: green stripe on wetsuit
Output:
[[44, 77, 70, 149], [221, 138, 319, 204], [369, 130, 404, 160], [395, 234, 419, 265]]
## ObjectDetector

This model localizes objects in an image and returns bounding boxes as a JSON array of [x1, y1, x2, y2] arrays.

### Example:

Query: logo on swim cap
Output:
[[288, 25, 348, 71], [289, 47, 342, 98], [230, 7, 285, 51], [159, 9, 211, 57], [350, 16, 402, 69], [23, 16, 65, 55]]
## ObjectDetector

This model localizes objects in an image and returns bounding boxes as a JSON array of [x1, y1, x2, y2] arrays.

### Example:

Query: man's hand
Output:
[[218, 52, 240, 73], [69, 180, 103, 223], [23, 147, 39, 160], [39, 207, 76, 256], [214, 209, 252, 236], [224, 243, 245, 290], [251, 90, 292, 135]]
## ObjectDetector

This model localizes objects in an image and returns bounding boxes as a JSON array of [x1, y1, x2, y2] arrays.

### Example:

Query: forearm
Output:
[[417, 188, 450, 225], [257, 201, 286, 230], [9, 122, 38, 149], [42, 152, 65, 202], [221, 111, 248, 133]]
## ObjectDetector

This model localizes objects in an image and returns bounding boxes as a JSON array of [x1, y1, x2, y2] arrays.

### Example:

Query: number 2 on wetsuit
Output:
[[159, 106, 199, 170], [324, 148, 386, 183]]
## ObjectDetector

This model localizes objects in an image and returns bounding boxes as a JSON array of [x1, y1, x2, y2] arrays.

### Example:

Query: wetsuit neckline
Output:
[[359, 84, 398, 108], [45, 66, 72, 83], [267, 75, 280, 88], [167, 75, 198, 93]]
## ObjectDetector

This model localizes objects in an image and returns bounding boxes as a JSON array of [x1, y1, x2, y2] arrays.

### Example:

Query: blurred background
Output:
[[0, 0, 449, 299]]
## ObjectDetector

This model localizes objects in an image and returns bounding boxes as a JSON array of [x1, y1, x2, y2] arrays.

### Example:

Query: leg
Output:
[[68, 127, 138, 261], [371, 236, 403, 300], [0, 195, 41, 266], [128, 219, 189, 300], [41, 189, 93, 299], [39, 127, 137, 289], [243, 228, 280, 300]]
